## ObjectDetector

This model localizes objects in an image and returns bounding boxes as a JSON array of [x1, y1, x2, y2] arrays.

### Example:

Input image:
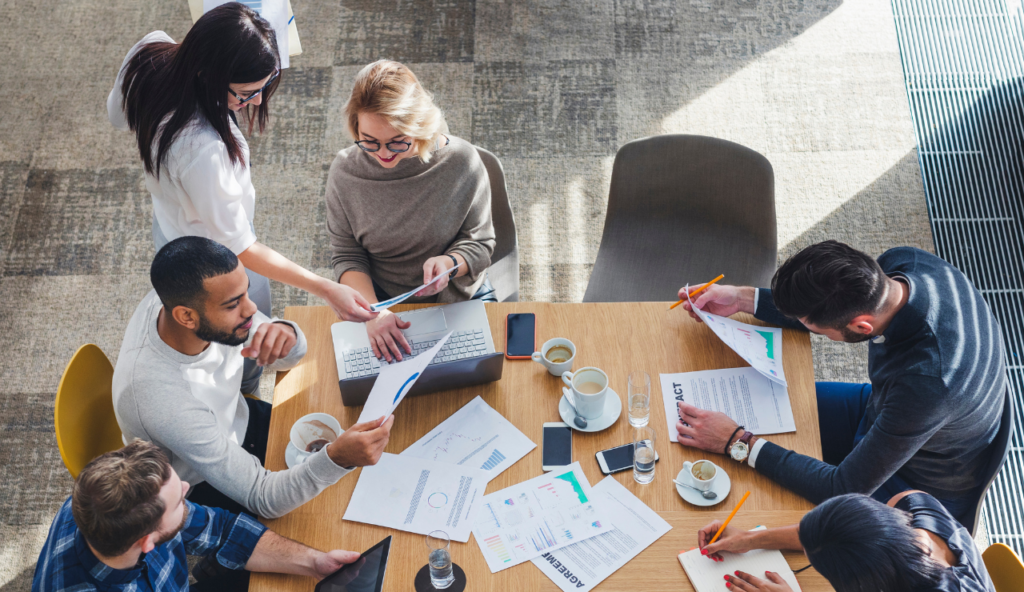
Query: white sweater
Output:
[[107, 31, 257, 255], [112, 291, 352, 518]]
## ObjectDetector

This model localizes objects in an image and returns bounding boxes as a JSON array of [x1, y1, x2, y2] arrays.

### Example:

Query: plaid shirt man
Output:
[[33, 497, 267, 592]]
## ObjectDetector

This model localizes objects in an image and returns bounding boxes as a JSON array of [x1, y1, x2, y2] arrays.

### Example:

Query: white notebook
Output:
[[677, 528, 802, 592]]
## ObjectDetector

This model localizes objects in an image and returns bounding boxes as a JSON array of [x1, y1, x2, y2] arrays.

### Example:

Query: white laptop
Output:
[[331, 300, 505, 406]]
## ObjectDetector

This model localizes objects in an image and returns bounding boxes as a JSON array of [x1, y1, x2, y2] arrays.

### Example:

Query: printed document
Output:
[[678, 527, 801, 592], [371, 263, 464, 311], [687, 287, 787, 385], [472, 462, 613, 573], [203, 0, 290, 67], [343, 453, 486, 542], [531, 477, 672, 592], [402, 396, 536, 482], [356, 333, 451, 425], [661, 368, 796, 441]]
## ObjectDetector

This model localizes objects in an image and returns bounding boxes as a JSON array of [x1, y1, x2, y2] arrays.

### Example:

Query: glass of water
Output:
[[628, 371, 651, 427], [633, 426, 656, 484], [426, 530, 455, 589]]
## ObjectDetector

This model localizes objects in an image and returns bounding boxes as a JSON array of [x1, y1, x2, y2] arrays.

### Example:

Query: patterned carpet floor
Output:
[[0, 0, 933, 586]]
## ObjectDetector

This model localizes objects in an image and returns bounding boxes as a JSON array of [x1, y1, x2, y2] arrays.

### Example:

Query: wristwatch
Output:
[[729, 430, 755, 463]]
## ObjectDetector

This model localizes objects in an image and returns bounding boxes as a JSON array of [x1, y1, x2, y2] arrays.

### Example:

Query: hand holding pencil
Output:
[[697, 490, 751, 561], [671, 277, 761, 322]]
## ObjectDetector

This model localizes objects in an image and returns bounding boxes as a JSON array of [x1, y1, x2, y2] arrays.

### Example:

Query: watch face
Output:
[[730, 441, 749, 461]]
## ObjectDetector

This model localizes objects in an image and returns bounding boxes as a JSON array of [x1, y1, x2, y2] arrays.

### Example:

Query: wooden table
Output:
[[251, 303, 832, 592]]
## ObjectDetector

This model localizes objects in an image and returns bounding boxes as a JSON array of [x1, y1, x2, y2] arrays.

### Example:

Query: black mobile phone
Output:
[[505, 313, 536, 359], [542, 422, 572, 471], [596, 443, 660, 475]]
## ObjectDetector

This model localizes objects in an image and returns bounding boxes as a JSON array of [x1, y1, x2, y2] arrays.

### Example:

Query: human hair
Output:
[[119, 2, 280, 177], [71, 440, 173, 558], [771, 240, 889, 328], [150, 236, 240, 311], [799, 494, 943, 592], [344, 60, 448, 162]]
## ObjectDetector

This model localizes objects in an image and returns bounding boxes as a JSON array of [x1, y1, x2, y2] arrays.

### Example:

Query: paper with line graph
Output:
[[471, 462, 612, 573], [687, 286, 787, 386], [343, 453, 487, 542], [356, 332, 451, 425], [401, 396, 536, 482]]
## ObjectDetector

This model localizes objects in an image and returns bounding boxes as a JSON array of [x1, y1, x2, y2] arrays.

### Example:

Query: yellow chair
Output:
[[54, 344, 123, 479], [983, 543, 1024, 592]]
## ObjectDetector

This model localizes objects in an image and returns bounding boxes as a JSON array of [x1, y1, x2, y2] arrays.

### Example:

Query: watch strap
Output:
[[447, 254, 459, 278], [738, 430, 755, 446]]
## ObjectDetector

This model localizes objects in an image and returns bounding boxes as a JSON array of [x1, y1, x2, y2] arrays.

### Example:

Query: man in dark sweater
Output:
[[675, 241, 1006, 522]]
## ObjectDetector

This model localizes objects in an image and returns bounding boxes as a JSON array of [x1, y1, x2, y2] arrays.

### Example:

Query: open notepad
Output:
[[677, 528, 802, 592]]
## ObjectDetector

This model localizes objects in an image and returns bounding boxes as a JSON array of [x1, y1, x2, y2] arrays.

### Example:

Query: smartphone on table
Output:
[[542, 422, 572, 471], [505, 313, 536, 360], [596, 443, 660, 475]]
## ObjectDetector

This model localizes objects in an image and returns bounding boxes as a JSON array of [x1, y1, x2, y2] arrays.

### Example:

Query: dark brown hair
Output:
[[119, 2, 280, 177], [71, 440, 172, 557]]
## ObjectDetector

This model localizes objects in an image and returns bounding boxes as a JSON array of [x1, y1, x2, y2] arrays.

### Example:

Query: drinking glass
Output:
[[426, 530, 455, 589], [628, 371, 651, 427], [633, 426, 656, 484]]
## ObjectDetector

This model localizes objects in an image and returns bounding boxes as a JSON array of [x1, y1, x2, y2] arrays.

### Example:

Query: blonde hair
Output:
[[344, 60, 448, 162]]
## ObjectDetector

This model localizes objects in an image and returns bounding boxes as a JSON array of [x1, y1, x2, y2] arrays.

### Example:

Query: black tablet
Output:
[[313, 536, 392, 592]]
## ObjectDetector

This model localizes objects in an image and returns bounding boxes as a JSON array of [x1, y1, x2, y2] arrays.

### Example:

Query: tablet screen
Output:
[[314, 536, 391, 592]]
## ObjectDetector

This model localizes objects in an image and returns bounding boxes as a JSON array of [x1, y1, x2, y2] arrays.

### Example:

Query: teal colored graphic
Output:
[[555, 471, 588, 504], [755, 330, 775, 360]]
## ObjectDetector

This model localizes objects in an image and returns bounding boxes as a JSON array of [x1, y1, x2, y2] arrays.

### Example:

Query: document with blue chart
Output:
[[472, 462, 613, 573], [356, 332, 452, 425], [343, 452, 486, 542], [401, 396, 536, 482]]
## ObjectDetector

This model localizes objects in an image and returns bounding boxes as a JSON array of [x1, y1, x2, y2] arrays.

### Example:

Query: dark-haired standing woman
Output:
[[107, 3, 376, 394]]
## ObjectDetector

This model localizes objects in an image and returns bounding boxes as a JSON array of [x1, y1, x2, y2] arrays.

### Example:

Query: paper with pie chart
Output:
[[343, 452, 487, 542], [472, 462, 613, 573], [401, 396, 536, 482], [687, 287, 787, 386]]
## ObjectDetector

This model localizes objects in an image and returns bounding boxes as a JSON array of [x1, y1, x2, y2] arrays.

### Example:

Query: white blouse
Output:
[[108, 31, 257, 255]]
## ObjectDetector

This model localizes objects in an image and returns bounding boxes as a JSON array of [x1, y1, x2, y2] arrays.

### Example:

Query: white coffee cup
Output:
[[532, 338, 576, 376], [561, 367, 608, 419], [289, 413, 343, 462], [683, 460, 718, 492]]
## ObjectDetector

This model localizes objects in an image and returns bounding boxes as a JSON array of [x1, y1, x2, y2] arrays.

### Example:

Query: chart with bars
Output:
[[484, 535, 511, 564], [481, 449, 506, 471]]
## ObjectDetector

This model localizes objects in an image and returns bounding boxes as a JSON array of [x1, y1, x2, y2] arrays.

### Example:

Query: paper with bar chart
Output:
[[472, 462, 612, 573], [401, 396, 536, 482], [687, 287, 787, 385], [343, 453, 487, 542]]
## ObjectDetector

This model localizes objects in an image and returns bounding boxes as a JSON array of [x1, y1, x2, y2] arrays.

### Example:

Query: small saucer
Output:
[[675, 463, 731, 506], [285, 442, 312, 469], [558, 387, 623, 432]]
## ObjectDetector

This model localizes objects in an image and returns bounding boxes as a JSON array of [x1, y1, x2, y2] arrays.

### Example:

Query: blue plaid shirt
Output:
[[33, 497, 267, 592]]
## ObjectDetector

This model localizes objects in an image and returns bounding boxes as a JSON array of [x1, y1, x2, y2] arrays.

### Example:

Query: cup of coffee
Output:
[[532, 338, 576, 376], [682, 460, 718, 492], [561, 367, 609, 419], [290, 413, 344, 461]]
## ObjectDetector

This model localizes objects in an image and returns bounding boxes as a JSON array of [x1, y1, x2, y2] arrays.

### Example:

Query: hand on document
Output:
[[326, 415, 395, 468], [675, 401, 741, 453]]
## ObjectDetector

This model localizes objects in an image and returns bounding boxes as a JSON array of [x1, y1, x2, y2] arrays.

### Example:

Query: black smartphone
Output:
[[505, 313, 536, 359], [542, 422, 572, 471], [596, 443, 660, 475]]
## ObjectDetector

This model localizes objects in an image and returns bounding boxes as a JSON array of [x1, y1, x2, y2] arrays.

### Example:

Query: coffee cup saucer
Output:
[[558, 387, 623, 432], [285, 442, 312, 469], [675, 463, 731, 507]]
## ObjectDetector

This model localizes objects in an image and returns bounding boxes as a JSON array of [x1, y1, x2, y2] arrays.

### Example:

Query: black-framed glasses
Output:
[[229, 70, 280, 105], [355, 139, 412, 153]]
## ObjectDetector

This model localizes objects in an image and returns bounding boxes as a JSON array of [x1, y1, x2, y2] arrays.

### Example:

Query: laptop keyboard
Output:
[[341, 329, 488, 379]]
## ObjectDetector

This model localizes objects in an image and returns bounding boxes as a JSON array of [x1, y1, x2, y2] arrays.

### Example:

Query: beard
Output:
[[194, 312, 252, 346], [153, 503, 189, 547]]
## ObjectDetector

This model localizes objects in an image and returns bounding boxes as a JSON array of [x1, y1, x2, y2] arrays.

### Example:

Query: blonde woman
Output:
[[325, 60, 496, 362]]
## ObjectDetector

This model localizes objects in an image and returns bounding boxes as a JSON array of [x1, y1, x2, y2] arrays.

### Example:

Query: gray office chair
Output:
[[476, 147, 520, 302], [583, 135, 777, 302], [965, 389, 1015, 535]]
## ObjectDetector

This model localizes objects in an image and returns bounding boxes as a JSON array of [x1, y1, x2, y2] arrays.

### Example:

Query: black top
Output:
[[896, 492, 996, 591], [753, 247, 1006, 501]]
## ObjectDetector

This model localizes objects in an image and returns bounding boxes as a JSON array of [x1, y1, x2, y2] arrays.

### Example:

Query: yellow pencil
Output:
[[668, 274, 725, 311], [708, 490, 750, 545]]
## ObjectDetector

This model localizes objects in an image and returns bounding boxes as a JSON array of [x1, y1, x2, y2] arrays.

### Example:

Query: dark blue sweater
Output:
[[753, 247, 1006, 501]]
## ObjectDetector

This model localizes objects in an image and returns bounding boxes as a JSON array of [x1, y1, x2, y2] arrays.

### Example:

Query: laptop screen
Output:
[[314, 536, 391, 592]]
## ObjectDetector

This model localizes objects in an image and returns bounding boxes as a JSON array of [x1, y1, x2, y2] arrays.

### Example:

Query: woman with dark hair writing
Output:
[[107, 3, 376, 393]]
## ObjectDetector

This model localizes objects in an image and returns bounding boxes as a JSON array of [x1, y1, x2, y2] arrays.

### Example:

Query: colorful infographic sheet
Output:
[[471, 462, 612, 573]]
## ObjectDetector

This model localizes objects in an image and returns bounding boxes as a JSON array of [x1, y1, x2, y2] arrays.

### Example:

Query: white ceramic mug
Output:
[[289, 413, 343, 462], [532, 338, 576, 376], [682, 460, 718, 492], [561, 367, 608, 419]]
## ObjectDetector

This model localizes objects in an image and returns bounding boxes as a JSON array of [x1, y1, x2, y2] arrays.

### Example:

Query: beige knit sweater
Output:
[[325, 136, 495, 303]]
